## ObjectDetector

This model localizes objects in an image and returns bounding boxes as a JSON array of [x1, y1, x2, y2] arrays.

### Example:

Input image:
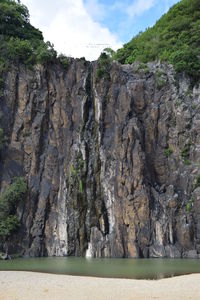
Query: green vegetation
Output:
[[186, 197, 194, 212], [156, 69, 167, 89], [69, 153, 86, 194], [34, 41, 57, 65], [165, 147, 173, 157], [194, 174, 200, 189], [0, 71, 4, 97], [102, 47, 115, 60], [58, 54, 69, 68], [181, 141, 192, 164], [175, 99, 182, 108], [70, 165, 77, 177], [96, 52, 112, 80], [0, 0, 57, 68], [114, 0, 200, 81], [0, 1, 42, 40], [79, 179, 83, 193], [184, 159, 191, 166], [133, 62, 150, 74], [191, 103, 196, 110], [0, 177, 27, 237], [0, 215, 20, 237], [156, 77, 167, 90]]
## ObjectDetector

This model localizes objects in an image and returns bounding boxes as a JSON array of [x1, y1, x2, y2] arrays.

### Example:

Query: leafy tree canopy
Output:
[[0, 0, 43, 41], [0, 0, 57, 67]]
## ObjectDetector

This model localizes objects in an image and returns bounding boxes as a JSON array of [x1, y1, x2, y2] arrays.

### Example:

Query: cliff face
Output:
[[1, 59, 200, 258]]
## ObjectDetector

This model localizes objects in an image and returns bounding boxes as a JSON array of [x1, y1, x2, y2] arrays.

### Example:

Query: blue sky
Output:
[[83, 0, 180, 44], [22, 0, 180, 60]]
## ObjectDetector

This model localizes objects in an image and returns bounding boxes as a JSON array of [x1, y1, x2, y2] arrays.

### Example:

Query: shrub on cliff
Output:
[[0, 177, 27, 237], [0, 215, 20, 237], [35, 41, 57, 64], [58, 54, 69, 68], [96, 52, 112, 80]]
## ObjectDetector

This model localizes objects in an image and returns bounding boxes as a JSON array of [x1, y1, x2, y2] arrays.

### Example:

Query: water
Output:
[[0, 257, 200, 279]]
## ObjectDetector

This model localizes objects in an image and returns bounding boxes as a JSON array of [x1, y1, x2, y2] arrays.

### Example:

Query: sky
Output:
[[21, 0, 180, 61]]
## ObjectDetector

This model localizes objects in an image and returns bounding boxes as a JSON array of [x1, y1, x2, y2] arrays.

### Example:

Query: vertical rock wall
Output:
[[0, 59, 200, 258]]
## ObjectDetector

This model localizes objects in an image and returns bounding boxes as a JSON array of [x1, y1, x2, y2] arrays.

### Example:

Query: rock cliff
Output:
[[0, 59, 200, 258]]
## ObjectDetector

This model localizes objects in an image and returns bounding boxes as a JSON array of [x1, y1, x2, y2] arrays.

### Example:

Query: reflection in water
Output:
[[0, 257, 200, 280]]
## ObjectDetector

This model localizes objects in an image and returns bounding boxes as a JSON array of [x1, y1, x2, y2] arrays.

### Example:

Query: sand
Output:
[[0, 271, 199, 300]]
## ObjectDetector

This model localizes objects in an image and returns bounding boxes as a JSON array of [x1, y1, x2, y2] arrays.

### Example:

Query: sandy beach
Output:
[[0, 272, 199, 300]]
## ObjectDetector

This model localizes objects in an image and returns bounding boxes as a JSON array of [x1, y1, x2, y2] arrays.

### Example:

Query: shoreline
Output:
[[0, 271, 200, 300], [0, 268, 197, 280]]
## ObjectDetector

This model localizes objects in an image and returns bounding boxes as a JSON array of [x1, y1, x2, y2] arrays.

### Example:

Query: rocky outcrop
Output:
[[0, 59, 200, 258]]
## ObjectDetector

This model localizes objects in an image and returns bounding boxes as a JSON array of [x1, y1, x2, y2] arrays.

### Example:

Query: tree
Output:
[[96, 52, 112, 80], [103, 48, 115, 60], [0, 0, 57, 67], [0, 0, 43, 41]]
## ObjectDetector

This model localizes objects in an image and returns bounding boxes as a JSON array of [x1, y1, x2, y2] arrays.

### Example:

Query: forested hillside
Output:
[[115, 0, 200, 80]]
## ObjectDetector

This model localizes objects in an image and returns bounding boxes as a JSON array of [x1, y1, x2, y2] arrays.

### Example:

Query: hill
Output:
[[114, 0, 200, 80]]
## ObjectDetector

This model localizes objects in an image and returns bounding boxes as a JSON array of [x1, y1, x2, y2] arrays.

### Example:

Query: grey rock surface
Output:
[[0, 60, 200, 258]]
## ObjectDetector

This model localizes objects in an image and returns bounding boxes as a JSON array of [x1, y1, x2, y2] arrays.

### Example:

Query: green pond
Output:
[[1, 257, 200, 279]]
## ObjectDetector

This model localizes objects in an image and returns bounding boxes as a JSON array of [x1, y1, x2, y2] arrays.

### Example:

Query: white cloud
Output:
[[109, 0, 157, 19], [84, 0, 106, 21], [22, 0, 122, 61], [127, 0, 157, 18]]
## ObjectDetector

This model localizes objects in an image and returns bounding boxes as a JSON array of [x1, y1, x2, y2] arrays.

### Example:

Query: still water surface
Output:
[[0, 257, 200, 279]]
